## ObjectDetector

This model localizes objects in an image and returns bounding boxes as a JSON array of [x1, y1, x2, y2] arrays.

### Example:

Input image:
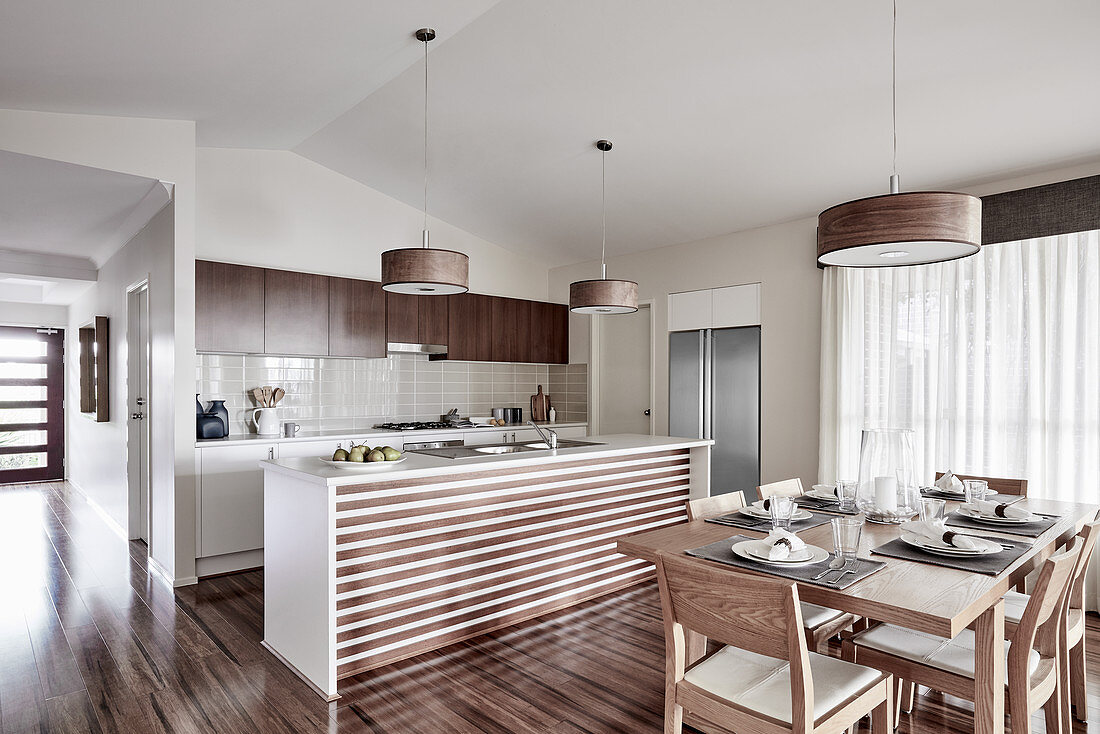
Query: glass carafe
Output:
[[856, 428, 919, 523]]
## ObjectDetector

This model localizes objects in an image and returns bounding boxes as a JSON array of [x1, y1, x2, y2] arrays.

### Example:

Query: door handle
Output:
[[130, 412, 144, 420], [643, 409, 651, 416]]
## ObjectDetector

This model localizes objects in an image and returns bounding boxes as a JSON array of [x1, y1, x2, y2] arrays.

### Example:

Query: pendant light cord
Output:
[[422, 33, 430, 245], [601, 148, 607, 279], [891, 0, 899, 191]]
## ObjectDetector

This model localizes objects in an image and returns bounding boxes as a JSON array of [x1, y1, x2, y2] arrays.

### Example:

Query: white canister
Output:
[[253, 407, 280, 436]]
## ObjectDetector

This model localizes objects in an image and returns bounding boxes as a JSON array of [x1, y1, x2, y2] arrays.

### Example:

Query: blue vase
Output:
[[209, 400, 230, 438]]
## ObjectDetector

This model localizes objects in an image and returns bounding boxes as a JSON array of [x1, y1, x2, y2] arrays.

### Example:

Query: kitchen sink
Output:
[[523, 439, 605, 450], [472, 445, 539, 454]]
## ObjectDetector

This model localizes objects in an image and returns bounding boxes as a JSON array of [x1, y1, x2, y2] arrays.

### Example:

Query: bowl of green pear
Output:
[[320, 443, 405, 469]]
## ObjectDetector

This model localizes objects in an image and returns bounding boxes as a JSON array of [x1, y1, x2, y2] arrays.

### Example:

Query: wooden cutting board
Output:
[[530, 385, 550, 422]]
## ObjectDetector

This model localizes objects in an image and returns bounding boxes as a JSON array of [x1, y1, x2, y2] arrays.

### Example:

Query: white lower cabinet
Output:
[[197, 443, 275, 558]]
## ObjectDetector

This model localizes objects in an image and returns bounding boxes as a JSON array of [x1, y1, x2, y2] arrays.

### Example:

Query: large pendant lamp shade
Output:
[[817, 0, 980, 268], [569, 140, 638, 314], [382, 28, 469, 294]]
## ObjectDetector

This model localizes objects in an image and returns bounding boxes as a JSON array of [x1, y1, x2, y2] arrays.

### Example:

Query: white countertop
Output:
[[196, 421, 587, 448], [260, 433, 712, 487]]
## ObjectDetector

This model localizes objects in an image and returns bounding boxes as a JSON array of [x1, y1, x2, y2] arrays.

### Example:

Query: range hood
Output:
[[387, 342, 447, 355]]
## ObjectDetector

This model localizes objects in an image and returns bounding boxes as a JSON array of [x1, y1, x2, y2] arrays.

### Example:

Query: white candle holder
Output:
[[856, 428, 919, 524]]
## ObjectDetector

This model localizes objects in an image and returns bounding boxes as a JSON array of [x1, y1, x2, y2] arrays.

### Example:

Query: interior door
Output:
[[137, 287, 150, 542], [0, 325, 64, 484], [597, 304, 652, 434]]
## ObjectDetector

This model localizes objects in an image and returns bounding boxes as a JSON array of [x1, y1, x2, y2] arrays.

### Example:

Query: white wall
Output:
[[0, 302, 67, 328], [67, 204, 174, 537], [197, 148, 550, 300], [0, 108, 198, 585], [552, 160, 1100, 493]]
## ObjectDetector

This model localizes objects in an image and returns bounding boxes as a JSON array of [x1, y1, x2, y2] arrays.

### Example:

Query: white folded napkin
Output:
[[766, 528, 806, 560], [901, 520, 981, 550], [934, 471, 965, 494], [811, 484, 840, 499], [963, 499, 1029, 520]]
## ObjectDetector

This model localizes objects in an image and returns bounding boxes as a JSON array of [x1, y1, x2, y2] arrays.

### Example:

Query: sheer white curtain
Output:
[[819, 229, 1100, 602]]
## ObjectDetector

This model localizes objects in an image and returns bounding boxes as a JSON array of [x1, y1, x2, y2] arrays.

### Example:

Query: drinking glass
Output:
[[831, 516, 863, 562], [769, 495, 795, 531], [919, 497, 947, 523], [964, 479, 989, 504], [836, 480, 858, 512]]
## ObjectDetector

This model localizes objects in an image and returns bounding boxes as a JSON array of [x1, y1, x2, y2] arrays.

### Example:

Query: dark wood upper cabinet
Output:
[[418, 295, 449, 346], [529, 301, 569, 364], [385, 291, 419, 344], [195, 260, 265, 353], [491, 297, 532, 363], [264, 269, 329, 355], [447, 293, 493, 361], [329, 278, 385, 358]]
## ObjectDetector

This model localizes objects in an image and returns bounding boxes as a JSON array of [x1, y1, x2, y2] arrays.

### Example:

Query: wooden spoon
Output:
[[262, 386, 273, 407], [272, 387, 285, 406], [252, 388, 266, 406]]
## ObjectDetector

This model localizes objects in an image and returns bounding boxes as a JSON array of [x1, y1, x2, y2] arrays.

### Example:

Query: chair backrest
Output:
[[758, 478, 804, 500], [686, 491, 747, 521], [655, 551, 814, 729], [934, 471, 1028, 496], [1010, 538, 1082, 671], [1068, 521, 1100, 610]]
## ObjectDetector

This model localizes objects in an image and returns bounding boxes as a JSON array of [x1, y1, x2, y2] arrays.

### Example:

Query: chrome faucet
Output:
[[527, 420, 558, 449]]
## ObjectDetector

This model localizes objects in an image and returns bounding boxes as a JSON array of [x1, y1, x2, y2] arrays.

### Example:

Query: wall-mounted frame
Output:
[[79, 316, 109, 421]]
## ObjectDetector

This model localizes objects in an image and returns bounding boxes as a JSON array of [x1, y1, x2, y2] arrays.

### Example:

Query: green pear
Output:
[[332, 448, 349, 462], [382, 447, 402, 461], [367, 449, 386, 462], [348, 447, 366, 462]]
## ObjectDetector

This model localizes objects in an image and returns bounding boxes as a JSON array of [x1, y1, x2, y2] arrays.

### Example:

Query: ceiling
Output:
[[2, 0, 1099, 267], [0, 150, 170, 270]]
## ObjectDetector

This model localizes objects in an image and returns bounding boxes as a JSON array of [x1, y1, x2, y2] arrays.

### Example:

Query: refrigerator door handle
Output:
[[702, 330, 712, 440]]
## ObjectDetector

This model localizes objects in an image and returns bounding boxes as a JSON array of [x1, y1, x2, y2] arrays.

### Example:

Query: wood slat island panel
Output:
[[261, 435, 712, 699]]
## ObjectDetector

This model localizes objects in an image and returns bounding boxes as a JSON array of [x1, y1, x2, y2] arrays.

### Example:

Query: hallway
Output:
[[0, 480, 1097, 733]]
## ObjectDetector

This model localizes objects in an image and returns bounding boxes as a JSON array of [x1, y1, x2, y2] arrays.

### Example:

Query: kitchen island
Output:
[[260, 433, 711, 699]]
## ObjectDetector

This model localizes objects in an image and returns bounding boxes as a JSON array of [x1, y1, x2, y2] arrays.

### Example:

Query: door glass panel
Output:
[[0, 339, 47, 358], [0, 430, 47, 446], [0, 363, 47, 379], [0, 452, 47, 470], [0, 386, 47, 401], [0, 408, 47, 424]]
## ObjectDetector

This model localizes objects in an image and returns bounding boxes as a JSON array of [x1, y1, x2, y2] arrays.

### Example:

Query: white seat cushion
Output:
[[1002, 590, 1029, 624], [851, 624, 1039, 680], [800, 602, 847, 628], [683, 645, 882, 724]]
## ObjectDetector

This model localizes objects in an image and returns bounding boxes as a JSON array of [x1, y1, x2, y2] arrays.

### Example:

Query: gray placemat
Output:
[[920, 487, 1013, 503], [793, 496, 860, 516], [870, 536, 1030, 575], [704, 511, 832, 533], [945, 511, 1059, 538], [685, 534, 886, 590]]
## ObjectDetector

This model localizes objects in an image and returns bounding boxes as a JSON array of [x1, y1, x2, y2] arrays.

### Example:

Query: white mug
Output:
[[253, 407, 279, 436]]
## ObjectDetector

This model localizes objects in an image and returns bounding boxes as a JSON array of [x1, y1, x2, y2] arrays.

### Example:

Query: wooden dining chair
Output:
[[683, 493, 862, 654], [842, 538, 1083, 733], [758, 477, 806, 500], [934, 471, 1028, 496], [1001, 520, 1100, 722], [655, 551, 893, 734], [685, 491, 747, 521]]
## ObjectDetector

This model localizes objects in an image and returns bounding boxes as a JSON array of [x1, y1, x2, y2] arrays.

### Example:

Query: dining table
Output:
[[616, 495, 1098, 734]]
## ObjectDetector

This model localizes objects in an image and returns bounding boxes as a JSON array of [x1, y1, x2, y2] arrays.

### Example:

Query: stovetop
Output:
[[373, 421, 455, 431]]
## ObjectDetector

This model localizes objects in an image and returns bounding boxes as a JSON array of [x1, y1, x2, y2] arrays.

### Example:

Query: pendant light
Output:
[[817, 0, 980, 268], [382, 28, 469, 294], [569, 140, 638, 314]]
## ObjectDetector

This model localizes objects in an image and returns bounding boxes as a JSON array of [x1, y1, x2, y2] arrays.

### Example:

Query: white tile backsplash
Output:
[[197, 353, 586, 435]]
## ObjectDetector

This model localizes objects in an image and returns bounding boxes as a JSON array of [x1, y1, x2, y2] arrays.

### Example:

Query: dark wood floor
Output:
[[0, 481, 1095, 733]]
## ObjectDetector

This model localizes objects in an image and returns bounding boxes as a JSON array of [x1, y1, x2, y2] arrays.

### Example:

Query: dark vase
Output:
[[209, 400, 230, 438]]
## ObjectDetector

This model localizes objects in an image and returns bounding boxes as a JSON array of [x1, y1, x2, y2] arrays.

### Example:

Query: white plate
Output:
[[740, 503, 814, 521], [318, 456, 406, 469], [956, 506, 1037, 524], [807, 486, 839, 501], [732, 540, 830, 567], [742, 540, 814, 564], [900, 531, 1001, 556]]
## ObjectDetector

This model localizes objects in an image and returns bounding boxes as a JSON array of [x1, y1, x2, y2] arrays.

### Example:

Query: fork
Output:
[[828, 559, 859, 584]]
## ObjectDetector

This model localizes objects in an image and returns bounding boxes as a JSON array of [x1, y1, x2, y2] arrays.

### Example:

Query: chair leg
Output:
[[1042, 692, 1063, 734], [1070, 637, 1087, 721], [872, 678, 894, 733], [664, 684, 682, 734]]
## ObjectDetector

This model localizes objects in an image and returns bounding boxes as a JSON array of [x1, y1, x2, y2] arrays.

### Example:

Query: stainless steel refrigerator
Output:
[[669, 327, 760, 499]]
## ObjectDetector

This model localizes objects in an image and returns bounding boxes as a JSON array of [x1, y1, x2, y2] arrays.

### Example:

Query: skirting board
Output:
[[197, 549, 264, 578], [66, 477, 128, 542], [261, 641, 340, 702]]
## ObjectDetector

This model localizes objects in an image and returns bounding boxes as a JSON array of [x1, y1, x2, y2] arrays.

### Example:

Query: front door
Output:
[[0, 325, 64, 483]]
